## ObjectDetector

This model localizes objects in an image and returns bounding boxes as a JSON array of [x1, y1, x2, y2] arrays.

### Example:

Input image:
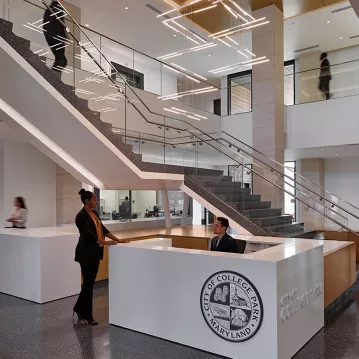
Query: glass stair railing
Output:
[[1, 0, 359, 239]]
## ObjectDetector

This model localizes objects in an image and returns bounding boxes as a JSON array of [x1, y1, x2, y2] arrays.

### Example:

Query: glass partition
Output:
[[4, 0, 359, 238]]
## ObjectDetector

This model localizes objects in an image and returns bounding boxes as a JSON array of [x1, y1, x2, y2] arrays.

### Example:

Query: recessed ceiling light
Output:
[[173, 34, 177, 37], [327, 20, 331, 24], [321, 149, 324, 151], [208, 54, 212, 57], [85, 24, 89, 27], [125, 6, 129, 10], [336, 154, 339, 156], [339, 37, 343, 40]]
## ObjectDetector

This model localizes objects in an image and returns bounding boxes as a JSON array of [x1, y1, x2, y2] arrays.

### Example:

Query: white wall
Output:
[[327, 46, 359, 99], [286, 94, 359, 149], [221, 112, 253, 147], [1, 141, 57, 228], [325, 158, 359, 230], [101, 190, 118, 213], [132, 190, 157, 217]]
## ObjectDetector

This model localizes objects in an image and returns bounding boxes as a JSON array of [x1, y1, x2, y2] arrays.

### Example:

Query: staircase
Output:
[[185, 174, 316, 237], [0, 17, 343, 239]]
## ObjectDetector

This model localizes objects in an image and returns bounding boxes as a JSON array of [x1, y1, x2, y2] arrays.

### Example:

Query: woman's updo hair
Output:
[[79, 188, 94, 205]]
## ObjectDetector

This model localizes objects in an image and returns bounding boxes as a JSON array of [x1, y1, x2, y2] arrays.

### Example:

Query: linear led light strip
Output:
[[91, 92, 124, 102], [171, 63, 207, 81], [164, 65, 200, 83], [158, 43, 217, 60], [217, 38, 254, 59], [209, 17, 266, 38], [79, 77, 105, 84], [157, 0, 205, 18], [216, 0, 249, 23], [52, 65, 72, 74], [164, 107, 207, 121], [215, 20, 270, 38], [227, 0, 255, 21], [75, 88, 96, 95], [98, 107, 118, 113], [158, 86, 217, 100], [163, 21, 200, 45], [224, 36, 256, 57], [164, 4, 218, 22], [211, 57, 270, 74], [167, 19, 207, 44], [209, 56, 266, 72]]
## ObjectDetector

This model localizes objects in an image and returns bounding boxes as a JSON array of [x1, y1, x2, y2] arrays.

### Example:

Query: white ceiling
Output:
[[285, 144, 359, 161], [284, 1, 359, 61], [64, 0, 359, 80]]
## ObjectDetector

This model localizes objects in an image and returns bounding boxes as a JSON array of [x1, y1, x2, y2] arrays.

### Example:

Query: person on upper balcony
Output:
[[43, 0, 68, 73], [318, 52, 332, 100]]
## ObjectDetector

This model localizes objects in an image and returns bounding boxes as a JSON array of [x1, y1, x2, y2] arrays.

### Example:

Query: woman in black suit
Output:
[[73, 189, 127, 325]]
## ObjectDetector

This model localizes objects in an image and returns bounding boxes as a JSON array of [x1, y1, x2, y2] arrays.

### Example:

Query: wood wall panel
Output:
[[322, 231, 359, 261], [324, 243, 356, 307]]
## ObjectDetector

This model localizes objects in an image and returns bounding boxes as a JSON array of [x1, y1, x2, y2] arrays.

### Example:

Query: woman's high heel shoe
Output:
[[85, 319, 98, 326], [73, 310, 84, 321]]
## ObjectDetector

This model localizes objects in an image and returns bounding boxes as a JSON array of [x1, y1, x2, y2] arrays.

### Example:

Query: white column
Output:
[[56, 165, 82, 225], [181, 193, 190, 226], [299, 158, 326, 230], [161, 190, 172, 228], [252, 5, 284, 208], [193, 199, 203, 225]]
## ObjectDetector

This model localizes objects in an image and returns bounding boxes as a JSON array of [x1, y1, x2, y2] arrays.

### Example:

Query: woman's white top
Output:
[[11, 208, 28, 228]]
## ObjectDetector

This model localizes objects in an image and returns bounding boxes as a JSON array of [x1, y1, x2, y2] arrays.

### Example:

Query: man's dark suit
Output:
[[210, 233, 239, 253]]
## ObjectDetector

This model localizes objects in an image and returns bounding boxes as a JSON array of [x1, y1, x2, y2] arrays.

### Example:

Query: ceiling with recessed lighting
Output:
[[65, 0, 359, 79]]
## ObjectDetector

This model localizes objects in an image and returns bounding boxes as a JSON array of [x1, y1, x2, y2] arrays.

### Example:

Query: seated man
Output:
[[209, 217, 239, 254]]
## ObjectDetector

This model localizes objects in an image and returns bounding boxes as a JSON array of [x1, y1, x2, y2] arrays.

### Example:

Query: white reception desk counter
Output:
[[109, 237, 325, 359], [0, 228, 80, 303]]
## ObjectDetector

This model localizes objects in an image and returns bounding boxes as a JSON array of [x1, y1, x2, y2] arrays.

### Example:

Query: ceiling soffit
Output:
[[164, 0, 346, 36]]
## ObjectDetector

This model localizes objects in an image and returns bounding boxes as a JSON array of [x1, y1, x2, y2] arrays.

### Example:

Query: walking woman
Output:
[[6, 197, 28, 228], [73, 189, 127, 325]]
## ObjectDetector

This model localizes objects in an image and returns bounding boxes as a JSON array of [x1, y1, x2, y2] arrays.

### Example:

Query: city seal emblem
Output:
[[200, 271, 263, 342]]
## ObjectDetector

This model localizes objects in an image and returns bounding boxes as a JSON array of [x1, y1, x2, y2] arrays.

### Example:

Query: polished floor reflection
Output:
[[0, 282, 358, 359]]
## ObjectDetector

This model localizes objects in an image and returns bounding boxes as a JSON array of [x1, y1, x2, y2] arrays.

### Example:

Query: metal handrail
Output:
[[32, 1, 357, 235], [113, 128, 348, 224], [19, 0, 220, 91], [21, 0, 359, 91], [220, 131, 359, 217], [183, 175, 272, 236]]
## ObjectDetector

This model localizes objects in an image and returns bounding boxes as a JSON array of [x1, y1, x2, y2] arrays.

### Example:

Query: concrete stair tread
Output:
[[272, 230, 317, 239], [264, 222, 304, 230], [241, 208, 282, 218]]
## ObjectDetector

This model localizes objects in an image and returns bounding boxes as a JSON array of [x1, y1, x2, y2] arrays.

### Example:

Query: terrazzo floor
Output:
[[0, 281, 358, 359]]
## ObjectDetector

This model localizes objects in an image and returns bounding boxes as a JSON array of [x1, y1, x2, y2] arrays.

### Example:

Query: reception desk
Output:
[[109, 237, 325, 359], [0, 228, 80, 303], [0, 225, 355, 312]]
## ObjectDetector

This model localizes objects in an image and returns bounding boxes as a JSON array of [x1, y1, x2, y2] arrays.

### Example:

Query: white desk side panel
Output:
[[109, 247, 278, 359], [40, 234, 80, 303], [0, 235, 41, 302], [277, 246, 324, 359]]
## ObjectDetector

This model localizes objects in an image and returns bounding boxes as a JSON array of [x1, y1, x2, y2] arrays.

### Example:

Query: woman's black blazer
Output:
[[75, 208, 110, 264]]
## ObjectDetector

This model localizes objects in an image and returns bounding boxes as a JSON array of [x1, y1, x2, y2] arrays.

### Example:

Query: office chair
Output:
[[235, 239, 247, 254]]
